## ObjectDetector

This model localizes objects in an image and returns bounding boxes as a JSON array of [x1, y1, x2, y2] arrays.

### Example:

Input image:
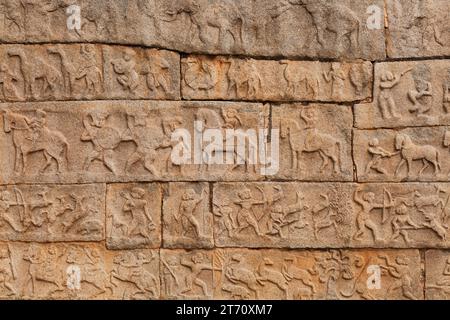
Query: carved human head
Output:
[[192, 252, 204, 263], [238, 188, 251, 200], [381, 70, 394, 82], [362, 192, 375, 202], [123, 49, 136, 61], [131, 187, 145, 199], [182, 188, 197, 200], [369, 138, 379, 147], [331, 62, 341, 70], [90, 111, 110, 127], [36, 110, 47, 119], [395, 204, 407, 215], [0, 190, 10, 201]]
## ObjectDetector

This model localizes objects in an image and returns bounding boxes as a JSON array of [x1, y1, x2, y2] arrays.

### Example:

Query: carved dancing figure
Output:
[[121, 187, 155, 239], [111, 49, 139, 94], [177, 189, 207, 238]]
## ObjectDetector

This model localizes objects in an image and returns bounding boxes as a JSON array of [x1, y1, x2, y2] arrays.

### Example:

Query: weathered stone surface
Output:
[[214, 182, 450, 248], [0, 184, 104, 242], [162, 182, 213, 248], [356, 60, 450, 128], [272, 104, 353, 181], [106, 183, 161, 249], [160, 249, 214, 299], [386, 0, 450, 58], [0, 44, 179, 102], [354, 127, 450, 182], [425, 250, 450, 299], [0, 0, 386, 60], [182, 56, 372, 102], [213, 182, 354, 248], [0, 100, 268, 184], [213, 249, 423, 300], [351, 183, 450, 248], [0, 242, 159, 299]]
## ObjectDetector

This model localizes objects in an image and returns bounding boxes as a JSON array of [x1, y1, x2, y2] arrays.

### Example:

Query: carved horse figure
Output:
[[3, 110, 69, 174], [280, 118, 342, 173], [395, 133, 440, 177]]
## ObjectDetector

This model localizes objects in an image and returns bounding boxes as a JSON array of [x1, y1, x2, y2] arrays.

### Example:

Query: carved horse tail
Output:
[[336, 139, 342, 173]]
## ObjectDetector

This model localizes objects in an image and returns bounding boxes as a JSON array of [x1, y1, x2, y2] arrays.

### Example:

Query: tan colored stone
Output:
[[425, 250, 450, 299], [0, 242, 159, 299], [106, 183, 161, 249], [0, 0, 386, 60], [272, 104, 353, 181], [354, 127, 450, 182], [0, 101, 268, 183], [356, 60, 450, 128], [160, 249, 214, 299], [351, 183, 450, 248], [386, 0, 450, 58], [0, 44, 179, 102], [163, 182, 213, 249], [182, 56, 372, 102], [213, 249, 423, 300], [213, 182, 354, 248], [0, 184, 104, 242]]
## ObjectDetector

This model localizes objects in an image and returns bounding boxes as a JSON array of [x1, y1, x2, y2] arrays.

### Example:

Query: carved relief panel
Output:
[[107, 183, 161, 249]]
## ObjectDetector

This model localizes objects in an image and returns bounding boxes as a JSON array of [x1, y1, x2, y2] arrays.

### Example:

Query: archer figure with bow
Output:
[[0, 187, 28, 233], [234, 186, 267, 236], [353, 188, 395, 243]]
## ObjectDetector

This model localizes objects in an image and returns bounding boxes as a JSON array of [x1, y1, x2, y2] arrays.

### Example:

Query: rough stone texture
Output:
[[0, 100, 268, 184], [182, 56, 372, 102], [0, 44, 180, 101], [106, 183, 161, 249], [0, 0, 386, 60], [355, 60, 450, 128], [162, 182, 213, 249], [0, 184, 105, 242], [0, 242, 159, 299], [354, 127, 450, 182], [272, 103, 353, 181], [386, 0, 450, 58], [425, 250, 450, 299], [0, 0, 449, 301], [213, 249, 423, 300]]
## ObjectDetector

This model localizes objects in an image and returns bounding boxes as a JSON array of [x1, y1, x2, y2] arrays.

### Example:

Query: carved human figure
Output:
[[233, 188, 266, 236], [0, 245, 16, 296], [349, 64, 371, 96], [365, 138, 397, 175], [81, 111, 120, 174], [390, 204, 421, 244], [443, 68, 450, 114], [177, 189, 207, 239], [76, 44, 103, 95], [311, 194, 339, 239], [379, 255, 418, 300], [142, 55, 171, 95], [323, 62, 346, 100], [121, 187, 155, 239], [180, 253, 215, 297], [3, 110, 69, 174], [3, 0, 24, 34], [408, 64, 433, 115], [122, 111, 164, 175], [161, 256, 179, 297], [111, 49, 139, 94], [353, 189, 393, 242], [222, 108, 242, 129], [0, 63, 20, 100], [377, 69, 411, 119]]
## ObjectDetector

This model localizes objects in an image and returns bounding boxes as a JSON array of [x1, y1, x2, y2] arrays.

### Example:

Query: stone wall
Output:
[[0, 0, 449, 300]]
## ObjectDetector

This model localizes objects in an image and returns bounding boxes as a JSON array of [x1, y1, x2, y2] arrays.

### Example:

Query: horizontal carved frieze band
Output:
[[0, 244, 427, 300]]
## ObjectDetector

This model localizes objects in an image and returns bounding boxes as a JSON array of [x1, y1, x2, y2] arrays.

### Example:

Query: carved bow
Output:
[[382, 188, 393, 224]]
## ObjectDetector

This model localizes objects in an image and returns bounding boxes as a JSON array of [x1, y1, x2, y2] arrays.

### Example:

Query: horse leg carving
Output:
[[419, 159, 430, 176], [395, 159, 406, 176]]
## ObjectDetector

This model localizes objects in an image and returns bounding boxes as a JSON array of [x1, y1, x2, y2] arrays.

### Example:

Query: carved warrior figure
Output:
[[179, 252, 217, 297], [280, 108, 342, 174], [111, 49, 140, 94], [176, 189, 207, 239], [3, 110, 69, 174], [117, 187, 155, 240], [142, 54, 171, 95], [323, 62, 346, 100], [0, 245, 16, 296], [377, 69, 411, 119], [76, 45, 103, 95], [233, 188, 266, 236], [81, 111, 121, 174], [379, 255, 418, 300], [408, 64, 433, 116], [111, 251, 158, 298]]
